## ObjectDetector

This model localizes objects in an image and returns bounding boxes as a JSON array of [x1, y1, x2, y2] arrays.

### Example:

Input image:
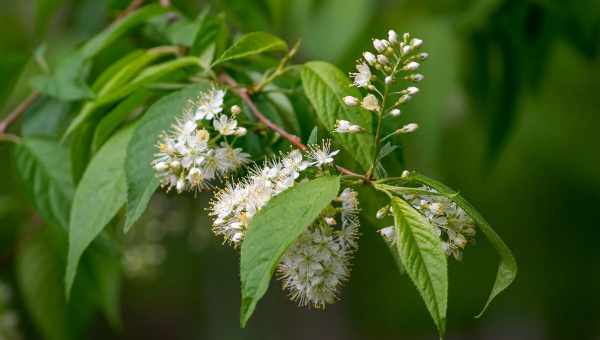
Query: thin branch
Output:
[[219, 73, 365, 179], [118, 0, 144, 20], [0, 91, 39, 134]]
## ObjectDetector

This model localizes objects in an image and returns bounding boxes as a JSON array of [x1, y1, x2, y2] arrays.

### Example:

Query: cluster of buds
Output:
[[376, 186, 476, 260], [339, 30, 428, 136], [152, 87, 250, 193]]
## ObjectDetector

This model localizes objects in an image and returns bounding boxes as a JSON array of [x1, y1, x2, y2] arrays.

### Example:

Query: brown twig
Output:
[[118, 0, 144, 19], [0, 91, 39, 135], [219, 73, 365, 179]]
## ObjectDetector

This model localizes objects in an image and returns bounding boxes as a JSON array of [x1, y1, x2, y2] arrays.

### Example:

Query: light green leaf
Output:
[[240, 176, 340, 327], [124, 82, 210, 231], [407, 172, 518, 317], [65, 125, 135, 296], [390, 196, 448, 336], [213, 32, 287, 65], [63, 47, 185, 139], [301, 61, 375, 171], [14, 137, 74, 229]]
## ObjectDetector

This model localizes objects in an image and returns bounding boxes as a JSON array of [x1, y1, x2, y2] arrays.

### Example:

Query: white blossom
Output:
[[388, 30, 399, 44], [390, 108, 401, 117], [191, 87, 226, 120], [213, 114, 238, 136], [411, 38, 423, 48], [308, 140, 339, 168], [343, 96, 359, 106], [350, 62, 371, 88], [334, 120, 362, 134], [377, 54, 389, 65], [361, 94, 380, 112], [363, 51, 376, 65], [373, 39, 389, 52]]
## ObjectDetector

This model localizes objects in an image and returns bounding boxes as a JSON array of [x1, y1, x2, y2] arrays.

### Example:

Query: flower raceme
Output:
[[209, 143, 361, 308], [338, 30, 428, 137], [152, 87, 249, 193]]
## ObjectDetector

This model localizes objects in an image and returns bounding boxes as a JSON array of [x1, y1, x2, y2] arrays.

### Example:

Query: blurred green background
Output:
[[1, 0, 599, 339]]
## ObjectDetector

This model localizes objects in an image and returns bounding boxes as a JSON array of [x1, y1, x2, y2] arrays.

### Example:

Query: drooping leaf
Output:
[[390, 196, 448, 336], [240, 176, 340, 327], [14, 137, 74, 229], [407, 172, 518, 317], [124, 82, 210, 231], [213, 32, 287, 65], [65, 125, 135, 296], [301, 61, 375, 171]]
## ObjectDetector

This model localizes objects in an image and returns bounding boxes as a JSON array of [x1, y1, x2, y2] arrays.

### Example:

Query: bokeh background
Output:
[[1, 0, 600, 339]]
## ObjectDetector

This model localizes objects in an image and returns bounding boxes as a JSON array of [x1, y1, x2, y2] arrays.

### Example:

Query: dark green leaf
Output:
[[213, 32, 287, 66], [92, 90, 151, 152], [21, 96, 71, 138], [31, 52, 94, 101], [14, 138, 74, 229], [240, 176, 340, 327], [190, 12, 227, 59], [407, 172, 518, 317], [390, 196, 447, 336], [301, 61, 375, 171], [65, 125, 135, 296], [124, 82, 210, 231]]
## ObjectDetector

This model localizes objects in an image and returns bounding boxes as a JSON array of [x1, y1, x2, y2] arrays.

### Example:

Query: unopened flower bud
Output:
[[324, 216, 337, 225], [376, 206, 390, 219], [343, 96, 359, 106], [154, 162, 169, 172], [377, 54, 389, 65], [385, 76, 393, 85], [170, 160, 181, 171], [397, 94, 412, 104], [378, 226, 396, 241], [388, 30, 398, 44], [234, 127, 247, 136], [403, 61, 420, 71], [403, 32, 410, 42], [406, 86, 419, 95], [176, 178, 186, 193], [230, 105, 241, 115], [401, 170, 410, 178], [373, 39, 389, 52], [398, 123, 418, 133], [363, 51, 376, 65], [390, 108, 401, 116], [411, 38, 423, 48], [418, 52, 429, 60], [410, 74, 424, 82], [401, 45, 412, 55]]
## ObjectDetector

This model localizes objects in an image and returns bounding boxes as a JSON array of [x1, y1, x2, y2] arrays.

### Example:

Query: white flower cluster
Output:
[[377, 186, 476, 260], [152, 87, 250, 193], [209, 142, 361, 308], [278, 188, 360, 308], [209, 141, 339, 246], [339, 30, 428, 136]]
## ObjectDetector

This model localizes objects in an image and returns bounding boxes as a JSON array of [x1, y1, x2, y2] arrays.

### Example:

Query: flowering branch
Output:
[[219, 73, 364, 179]]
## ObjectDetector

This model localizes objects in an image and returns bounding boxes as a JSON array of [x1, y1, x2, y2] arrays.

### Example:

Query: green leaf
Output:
[[17, 225, 83, 340], [407, 172, 518, 317], [14, 138, 74, 229], [390, 196, 448, 336], [213, 32, 287, 65], [31, 4, 168, 102], [92, 90, 151, 152], [124, 82, 210, 231], [65, 125, 135, 296], [190, 12, 227, 59], [63, 47, 183, 139], [240, 176, 340, 327], [79, 4, 168, 59], [31, 52, 94, 101], [21, 96, 71, 138], [301, 61, 375, 171]]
